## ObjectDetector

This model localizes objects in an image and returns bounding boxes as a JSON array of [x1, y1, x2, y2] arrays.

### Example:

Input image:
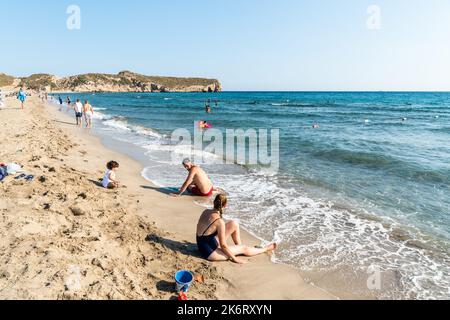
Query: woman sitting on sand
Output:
[[196, 194, 277, 264], [102, 161, 120, 189]]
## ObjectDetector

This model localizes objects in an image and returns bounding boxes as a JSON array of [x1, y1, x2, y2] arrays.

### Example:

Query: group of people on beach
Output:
[[96, 96, 275, 265], [11, 88, 276, 265], [171, 158, 277, 264], [102, 156, 276, 265], [59, 96, 95, 129]]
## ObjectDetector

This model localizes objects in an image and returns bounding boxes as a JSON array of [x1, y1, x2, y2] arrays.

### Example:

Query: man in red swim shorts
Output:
[[172, 159, 215, 197]]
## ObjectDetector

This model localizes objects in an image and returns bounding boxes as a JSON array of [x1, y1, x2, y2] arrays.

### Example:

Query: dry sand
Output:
[[0, 96, 338, 300]]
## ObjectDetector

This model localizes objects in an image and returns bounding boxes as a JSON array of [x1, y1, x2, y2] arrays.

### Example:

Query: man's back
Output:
[[191, 166, 213, 192]]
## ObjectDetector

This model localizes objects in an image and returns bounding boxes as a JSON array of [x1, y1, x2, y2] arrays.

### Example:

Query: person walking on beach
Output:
[[66, 96, 72, 111], [172, 158, 215, 197], [58, 96, 63, 111], [74, 99, 84, 127], [196, 194, 277, 264], [17, 88, 27, 109], [83, 100, 94, 129]]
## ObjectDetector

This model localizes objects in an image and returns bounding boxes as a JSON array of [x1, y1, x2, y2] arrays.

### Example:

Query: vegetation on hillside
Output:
[[0, 73, 15, 87], [19, 74, 57, 91], [1, 71, 221, 92]]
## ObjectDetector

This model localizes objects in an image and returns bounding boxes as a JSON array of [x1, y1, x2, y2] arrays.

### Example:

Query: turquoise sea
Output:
[[52, 92, 450, 299]]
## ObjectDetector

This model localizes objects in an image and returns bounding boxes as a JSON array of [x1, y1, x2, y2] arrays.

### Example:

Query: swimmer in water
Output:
[[199, 120, 212, 130], [312, 123, 320, 129]]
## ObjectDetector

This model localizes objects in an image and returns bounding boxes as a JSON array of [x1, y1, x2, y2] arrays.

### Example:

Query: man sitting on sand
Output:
[[172, 158, 214, 197]]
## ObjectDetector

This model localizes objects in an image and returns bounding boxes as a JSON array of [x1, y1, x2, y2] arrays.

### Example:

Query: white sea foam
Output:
[[206, 172, 450, 300]]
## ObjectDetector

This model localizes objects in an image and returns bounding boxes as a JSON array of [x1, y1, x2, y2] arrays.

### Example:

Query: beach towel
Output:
[[6, 163, 22, 175]]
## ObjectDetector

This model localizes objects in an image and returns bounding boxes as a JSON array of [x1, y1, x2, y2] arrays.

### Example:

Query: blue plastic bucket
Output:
[[175, 270, 194, 293]]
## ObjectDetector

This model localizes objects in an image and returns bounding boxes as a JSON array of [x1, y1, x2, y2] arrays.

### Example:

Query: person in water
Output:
[[172, 158, 214, 197], [102, 161, 120, 189], [66, 96, 72, 111], [199, 120, 212, 130], [17, 88, 27, 109], [196, 194, 277, 264], [205, 101, 212, 114]]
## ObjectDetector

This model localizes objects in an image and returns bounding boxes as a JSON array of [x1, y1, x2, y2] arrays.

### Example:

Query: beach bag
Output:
[[0, 166, 7, 182]]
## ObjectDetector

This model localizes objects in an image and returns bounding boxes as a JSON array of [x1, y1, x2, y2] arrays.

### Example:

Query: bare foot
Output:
[[266, 243, 277, 252]]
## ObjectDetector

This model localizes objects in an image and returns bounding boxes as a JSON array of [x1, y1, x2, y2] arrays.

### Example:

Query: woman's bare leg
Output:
[[208, 243, 277, 262], [225, 221, 242, 246]]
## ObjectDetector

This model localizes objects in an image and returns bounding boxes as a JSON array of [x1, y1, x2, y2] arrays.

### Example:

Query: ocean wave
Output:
[[209, 172, 450, 300], [100, 115, 163, 139], [311, 148, 449, 184]]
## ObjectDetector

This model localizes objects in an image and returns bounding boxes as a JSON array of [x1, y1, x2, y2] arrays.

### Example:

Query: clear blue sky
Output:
[[1, 0, 450, 91]]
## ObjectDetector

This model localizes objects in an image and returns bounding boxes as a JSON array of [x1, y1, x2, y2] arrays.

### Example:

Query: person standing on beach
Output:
[[17, 88, 27, 109], [66, 96, 72, 111], [172, 158, 215, 197], [58, 96, 63, 111], [0, 89, 4, 108], [74, 99, 84, 127], [83, 100, 94, 129]]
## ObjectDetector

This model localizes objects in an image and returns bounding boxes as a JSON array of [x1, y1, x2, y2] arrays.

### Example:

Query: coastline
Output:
[[0, 96, 339, 300]]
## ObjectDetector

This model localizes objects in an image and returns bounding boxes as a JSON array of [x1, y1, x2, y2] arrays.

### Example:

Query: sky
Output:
[[1, 0, 450, 91]]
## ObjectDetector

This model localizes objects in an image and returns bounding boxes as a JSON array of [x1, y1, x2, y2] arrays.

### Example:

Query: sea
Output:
[[50, 91, 450, 300]]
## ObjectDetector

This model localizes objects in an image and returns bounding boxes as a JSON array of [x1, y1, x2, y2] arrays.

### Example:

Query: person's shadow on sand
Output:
[[89, 179, 103, 188], [141, 185, 180, 196], [52, 119, 77, 126], [145, 234, 201, 258], [156, 280, 178, 298]]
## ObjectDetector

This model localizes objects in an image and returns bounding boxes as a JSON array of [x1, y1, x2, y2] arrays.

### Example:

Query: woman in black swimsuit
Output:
[[196, 194, 277, 264]]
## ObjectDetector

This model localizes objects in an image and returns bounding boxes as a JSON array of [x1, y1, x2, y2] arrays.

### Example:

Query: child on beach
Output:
[[196, 194, 277, 264], [102, 161, 120, 189]]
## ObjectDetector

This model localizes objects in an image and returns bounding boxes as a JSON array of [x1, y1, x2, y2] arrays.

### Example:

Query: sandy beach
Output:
[[0, 95, 337, 300]]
